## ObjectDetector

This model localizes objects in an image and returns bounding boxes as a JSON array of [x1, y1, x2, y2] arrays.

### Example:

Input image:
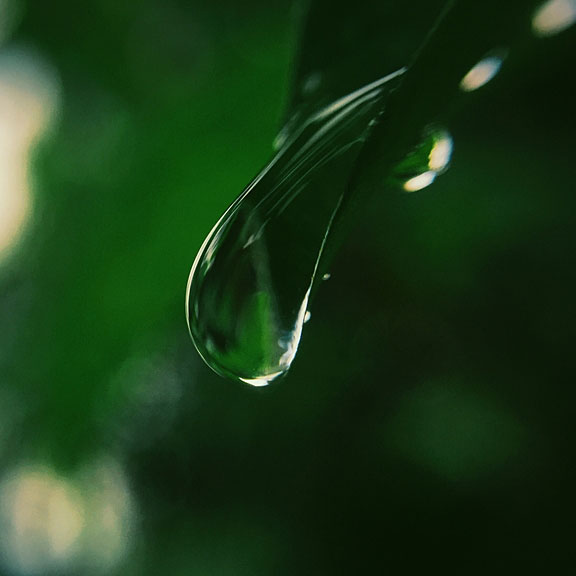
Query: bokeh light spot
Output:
[[0, 458, 135, 575], [0, 46, 60, 264], [460, 54, 505, 92], [0, 466, 85, 575], [386, 380, 527, 482], [532, 0, 576, 36]]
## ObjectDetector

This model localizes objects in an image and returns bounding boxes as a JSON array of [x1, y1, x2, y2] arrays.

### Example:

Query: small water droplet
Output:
[[388, 126, 453, 193], [304, 311, 312, 323], [322, 273, 331, 281], [187, 70, 405, 385]]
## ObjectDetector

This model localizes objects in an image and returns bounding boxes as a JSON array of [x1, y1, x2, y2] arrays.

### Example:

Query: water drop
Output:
[[387, 126, 453, 193], [186, 69, 405, 385]]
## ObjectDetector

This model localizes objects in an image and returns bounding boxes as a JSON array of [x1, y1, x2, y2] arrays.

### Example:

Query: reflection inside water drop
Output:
[[186, 70, 405, 385]]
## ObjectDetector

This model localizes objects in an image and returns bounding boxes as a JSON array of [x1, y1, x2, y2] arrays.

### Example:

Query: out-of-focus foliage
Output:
[[0, 0, 575, 574]]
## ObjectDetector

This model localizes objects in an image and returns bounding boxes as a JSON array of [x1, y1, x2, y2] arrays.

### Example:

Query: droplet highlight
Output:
[[403, 171, 438, 192]]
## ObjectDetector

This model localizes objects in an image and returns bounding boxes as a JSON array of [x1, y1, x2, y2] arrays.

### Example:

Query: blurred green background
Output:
[[0, 0, 575, 574]]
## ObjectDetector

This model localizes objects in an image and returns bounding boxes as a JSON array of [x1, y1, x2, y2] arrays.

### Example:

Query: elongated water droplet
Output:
[[186, 70, 405, 385]]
